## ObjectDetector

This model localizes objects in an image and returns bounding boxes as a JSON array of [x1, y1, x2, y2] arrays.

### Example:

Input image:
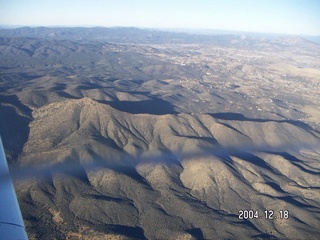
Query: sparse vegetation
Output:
[[1, 27, 320, 239]]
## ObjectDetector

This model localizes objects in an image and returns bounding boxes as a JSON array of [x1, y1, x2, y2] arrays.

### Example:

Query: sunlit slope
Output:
[[17, 98, 320, 239], [21, 98, 319, 163]]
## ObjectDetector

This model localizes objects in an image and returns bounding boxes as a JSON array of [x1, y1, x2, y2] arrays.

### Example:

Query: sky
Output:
[[0, 0, 319, 35]]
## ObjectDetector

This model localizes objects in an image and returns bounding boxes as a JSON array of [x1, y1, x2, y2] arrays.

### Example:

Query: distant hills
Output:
[[1, 26, 320, 239], [1, 26, 319, 49]]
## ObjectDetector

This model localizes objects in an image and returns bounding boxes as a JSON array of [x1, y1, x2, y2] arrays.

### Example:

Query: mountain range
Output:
[[0, 27, 319, 239]]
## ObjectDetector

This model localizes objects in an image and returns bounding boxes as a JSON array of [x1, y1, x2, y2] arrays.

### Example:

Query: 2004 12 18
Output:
[[238, 210, 289, 220]]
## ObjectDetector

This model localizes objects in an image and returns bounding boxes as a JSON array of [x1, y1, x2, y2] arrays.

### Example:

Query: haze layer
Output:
[[0, 27, 320, 239]]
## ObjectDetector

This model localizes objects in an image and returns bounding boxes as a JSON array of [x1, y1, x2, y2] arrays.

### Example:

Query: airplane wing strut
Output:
[[0, 136, 28, 240]]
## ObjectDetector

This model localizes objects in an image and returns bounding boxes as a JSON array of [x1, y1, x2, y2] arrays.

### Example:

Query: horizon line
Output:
[[1, 25, 320, 37]]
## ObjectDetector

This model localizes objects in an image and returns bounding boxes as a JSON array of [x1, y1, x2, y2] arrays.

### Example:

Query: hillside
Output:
[[14, 98, 320, 239], [0, 27, 320, 239]]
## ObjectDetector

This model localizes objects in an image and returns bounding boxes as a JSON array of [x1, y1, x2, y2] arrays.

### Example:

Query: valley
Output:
[[0, 27, 319, 239]]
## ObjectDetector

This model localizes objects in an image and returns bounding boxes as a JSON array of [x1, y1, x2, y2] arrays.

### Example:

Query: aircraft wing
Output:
[[0, 136, 28, 240]]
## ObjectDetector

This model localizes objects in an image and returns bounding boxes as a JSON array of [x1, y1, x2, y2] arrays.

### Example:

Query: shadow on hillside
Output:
[[98, 225, 146, 239], [211, 112, 320, 135], [263, 151, 320, 175], [186, 228, 205, 239], [230, 152, 274, 171], [98, 97, 178, 115], [0, 95, 32, 163]]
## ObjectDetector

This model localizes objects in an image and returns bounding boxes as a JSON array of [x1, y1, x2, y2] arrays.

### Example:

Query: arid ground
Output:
[[0, 27, 320, 239]]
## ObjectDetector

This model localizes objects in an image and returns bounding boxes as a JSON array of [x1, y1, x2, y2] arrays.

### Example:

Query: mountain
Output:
[[16, 98, 320, 239], [1, 27, 319, 51], [0, 27, 320, 239]]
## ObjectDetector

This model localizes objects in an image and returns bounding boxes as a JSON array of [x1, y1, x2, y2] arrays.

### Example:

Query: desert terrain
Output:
[[0, 27, 320, 239]]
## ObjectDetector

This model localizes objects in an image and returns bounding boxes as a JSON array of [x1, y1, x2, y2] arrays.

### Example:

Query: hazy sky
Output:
[[1, 0, 319, 35]]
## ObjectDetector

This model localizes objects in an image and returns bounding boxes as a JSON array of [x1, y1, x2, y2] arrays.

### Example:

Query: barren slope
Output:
[[1, 29, 320, 239], [15, 98, 320, 239]]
